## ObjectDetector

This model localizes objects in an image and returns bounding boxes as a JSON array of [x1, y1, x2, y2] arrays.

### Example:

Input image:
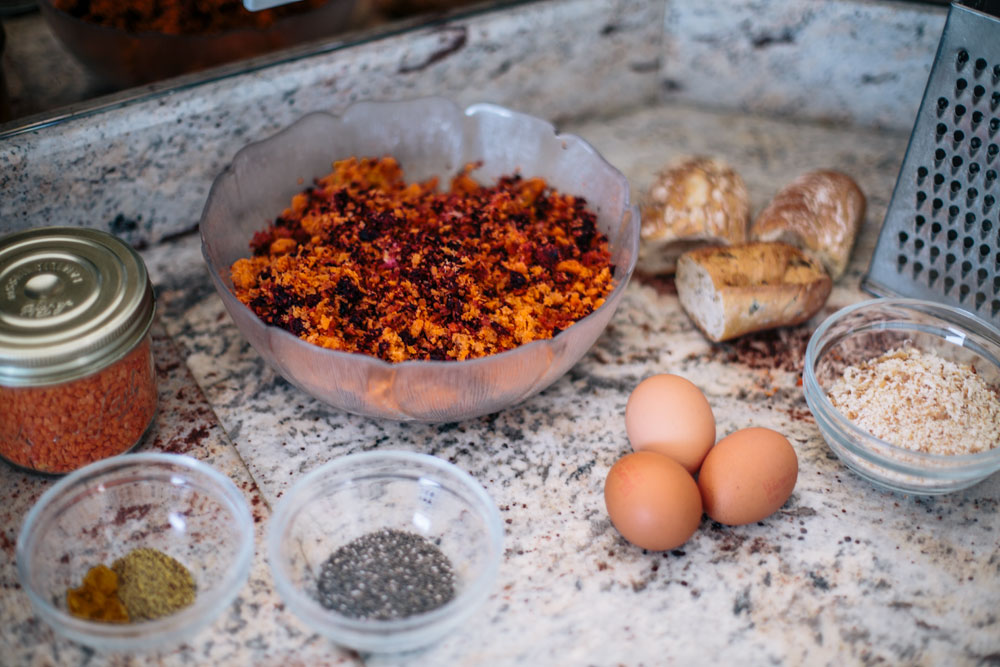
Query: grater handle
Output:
[[958, 0, 1000, 17]]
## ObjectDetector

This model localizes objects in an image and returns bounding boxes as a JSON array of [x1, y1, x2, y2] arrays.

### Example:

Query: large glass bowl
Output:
[[16, 453, 254, 652], [267, 450, 503, 653], [200, 97, 639, 422], [803, 298, 1000, 495]]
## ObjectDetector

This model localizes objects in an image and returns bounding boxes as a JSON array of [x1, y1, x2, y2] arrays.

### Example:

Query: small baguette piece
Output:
[[638, 156, 749, 274], [676, 242, 832, 342], [750, 169, 865, 280]]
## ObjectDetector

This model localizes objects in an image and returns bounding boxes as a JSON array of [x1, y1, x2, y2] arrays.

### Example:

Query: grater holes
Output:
[[953, 130, 965, 147], [949, 204, 961, 220], [916, 214, 926, 228], [969, 163, 981, 180], [935, 148, 947, 166], [967, 187, 979, 203], [992, 92, 1000, 110], [897, 254, 908, 269], [950, 179, 962, 195], [930, 245, 940, 261], [957, 49, 970, 67], [915, 237, 925, 251], [937, 96, 949, 116], [913, 261, 924, 279], [959, 284, 971, 302], [948, 228, 959, 246], [945, 275, 956, 294], [934, 173, 945, 188], [975, 57, 988, 72], [983, 219, 994, 238], [973, 85, 986, 100], [995, 63, 1000, 80], [991, 118, 1000, 136], [982, 243, 992, 259], [995, 276, 1000, 292], [952, 155, 964, 170], [962, 260, 972, 277], [989, 144, 999, 162], [917, 190, 927, 206], [932, 221, 943, 238], [985, 194, 996, 212], [955, 104, 967, 119], [993, 300, 1000, 318], [974, 292, 986, 310], [898, 230, 909, 246], [956, 78, 968, 96], [936, 122, 947, 141], [929, 268, 940, 286], [933, 197, 944, 212], [978, 268, 989, 286], [971, 137, 983, 154], [966, 212, 978, 231], [916, 165, 928, 183], [987, 168, 997, 184], [946, 252, 956, 268], [964, 236, 975, 252], [973, 110, 984, 127]]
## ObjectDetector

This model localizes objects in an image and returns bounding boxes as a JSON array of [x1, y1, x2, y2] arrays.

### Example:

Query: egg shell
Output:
[[697, 427, 798, 526], [625, 374, 716, 474], [604, 451, 703, 551]]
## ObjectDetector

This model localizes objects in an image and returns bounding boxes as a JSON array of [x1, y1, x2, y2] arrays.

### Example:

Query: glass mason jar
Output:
[[0, 227, 157, 474]]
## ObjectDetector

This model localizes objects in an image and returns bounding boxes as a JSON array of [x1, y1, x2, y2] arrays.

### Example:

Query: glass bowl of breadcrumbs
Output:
[[200, 97, 639, 422], [803, 298, 1000, 494]]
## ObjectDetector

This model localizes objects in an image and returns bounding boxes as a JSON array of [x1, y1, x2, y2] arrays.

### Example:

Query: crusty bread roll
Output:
[[676, 242, 832, 343], [750, 169, 865, 280], [638, 156, 750, 274]]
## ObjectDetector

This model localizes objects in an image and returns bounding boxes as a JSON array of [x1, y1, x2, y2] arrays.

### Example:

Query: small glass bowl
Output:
[[267, 450, 503, 653], [200, 97, 639, 422], [803, 298, 1000, 495], [16, 453, 254, 652]]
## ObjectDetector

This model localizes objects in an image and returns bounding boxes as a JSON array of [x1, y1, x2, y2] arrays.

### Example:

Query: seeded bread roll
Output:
[[676, 242, 832, 343], [638, 156, 750, 274], [750, 169, 865, 280]]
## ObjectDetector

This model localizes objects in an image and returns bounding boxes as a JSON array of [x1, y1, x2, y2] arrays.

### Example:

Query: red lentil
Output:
[[0, 335, 157, 474]]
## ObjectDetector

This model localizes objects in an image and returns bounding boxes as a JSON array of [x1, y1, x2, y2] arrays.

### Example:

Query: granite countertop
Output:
[[3, 99, 998, 666], [1, 0, 998, 665]]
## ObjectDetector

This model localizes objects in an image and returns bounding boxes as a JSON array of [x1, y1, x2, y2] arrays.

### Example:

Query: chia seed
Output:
[[315, 528, 456, 620]]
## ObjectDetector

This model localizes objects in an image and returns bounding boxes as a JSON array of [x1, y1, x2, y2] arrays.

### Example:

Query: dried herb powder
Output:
[[66, 564, 129, 623], [111, 547, 197, 621], [316, 528, 456, 620], [231, 156, 614, 362]]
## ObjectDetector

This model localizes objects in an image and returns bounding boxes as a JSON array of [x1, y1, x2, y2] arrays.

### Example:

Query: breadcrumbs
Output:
[[828, 345, 1000, 455], [230, 157, 614, 363]]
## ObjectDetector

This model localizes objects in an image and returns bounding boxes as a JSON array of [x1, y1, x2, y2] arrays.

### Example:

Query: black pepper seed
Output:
[[315, 528, 456, 620]]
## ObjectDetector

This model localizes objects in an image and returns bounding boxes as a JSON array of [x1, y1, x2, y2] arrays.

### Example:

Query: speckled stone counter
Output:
[[2, 0, 999, 665]]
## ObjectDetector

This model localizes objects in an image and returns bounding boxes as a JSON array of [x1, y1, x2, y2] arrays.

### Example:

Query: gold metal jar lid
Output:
[[0, 227, 155, 386]]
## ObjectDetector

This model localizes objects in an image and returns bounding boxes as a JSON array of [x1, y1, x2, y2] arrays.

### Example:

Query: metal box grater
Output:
[[863, 0, 1000, 328]]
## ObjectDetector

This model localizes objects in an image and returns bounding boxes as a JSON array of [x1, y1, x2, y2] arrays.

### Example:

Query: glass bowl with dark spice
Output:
[[200, 97, 639, 422], [36, 0, 358, 87], [267, 450, 503, 653], [803, 298, 1000, 495], [16, 453, 254, 652]]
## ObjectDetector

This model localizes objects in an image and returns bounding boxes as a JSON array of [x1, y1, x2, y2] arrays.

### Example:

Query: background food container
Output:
[[0, 227, 157, 474]]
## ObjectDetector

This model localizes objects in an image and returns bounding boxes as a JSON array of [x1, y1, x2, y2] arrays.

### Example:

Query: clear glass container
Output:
[[803, 298, 1000, 494], [0, 227, 157, 474], [200, 97, 640, 422], [268, 450, 503, 653], [16, 452, 254, 652]]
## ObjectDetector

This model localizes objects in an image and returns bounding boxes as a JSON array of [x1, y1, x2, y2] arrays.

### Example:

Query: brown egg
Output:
[[625, 374, 716, 473], [697, 427, 798, 526], [604, 451, 703, 551]]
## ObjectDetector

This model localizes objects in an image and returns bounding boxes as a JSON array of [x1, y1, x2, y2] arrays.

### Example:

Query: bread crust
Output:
[[676, 242, 832, 342], [750, 169, 865, 280], [638, 156, 749, 274]]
